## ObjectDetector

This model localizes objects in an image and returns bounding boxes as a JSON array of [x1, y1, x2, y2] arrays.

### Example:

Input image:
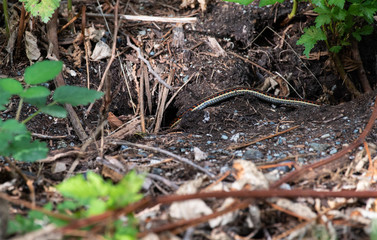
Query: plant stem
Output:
[[21, 109, 41, 124], [331, 52, 361, 97], [351, 39, 372, 93], [67, 0, 74, 32], [21, 102, 57, 124], [3, 0, 10, 39], [15, 98, 23, 121], [288, 0, 298, 19]]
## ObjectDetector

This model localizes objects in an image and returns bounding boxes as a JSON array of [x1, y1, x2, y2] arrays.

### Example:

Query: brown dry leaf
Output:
[[108, 112, 123, 130], [25, 31, 41, 61], [169, 176, 213, 220], [100, 156, 126, 182], [207, 37, 226, 57], [172, 23, 184, 48], [232, 159, 269, 190], [91, 41, 111, 61], [209, 198, 238, 228], [72, 43, 83, 68], [274, 76, 290, 97], [274, 198, 317, 220], [108, 118, 141, 139]]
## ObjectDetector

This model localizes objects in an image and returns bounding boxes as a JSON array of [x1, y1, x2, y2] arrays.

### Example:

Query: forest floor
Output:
[[1, 0, 377, 239]]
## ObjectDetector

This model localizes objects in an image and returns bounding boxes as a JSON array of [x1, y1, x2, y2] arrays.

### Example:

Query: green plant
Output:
[[297, 0, 376, 57], [19, 0, 61, 23], [223, 0, 296, 20], [371, 219, 377, 239], [7, 171, 145, 239], [223, 0, 376, 95], [223, 0, 376, 56], [0, 60, 103, 162]]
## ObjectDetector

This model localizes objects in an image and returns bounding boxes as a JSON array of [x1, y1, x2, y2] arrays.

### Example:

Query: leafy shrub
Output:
[[0, 60, 103, 162], [7, 171, 145, 239], [222, 0, 377, 57]]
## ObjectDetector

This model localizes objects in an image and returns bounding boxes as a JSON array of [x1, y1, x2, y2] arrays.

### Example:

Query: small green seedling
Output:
[[7, 171, 145, 239], [19, 0, 61, 23], [0, 60, 103, 162]]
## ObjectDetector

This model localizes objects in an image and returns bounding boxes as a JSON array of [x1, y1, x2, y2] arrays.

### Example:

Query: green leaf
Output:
[[259, 0, 284, 7], [7, 214, 42, 235], [315, 14, 331, 28], [0, 120, 28, 153], [359, 4, 377, 23], [10, 135, 48, 162], [329, 45, 342, 53], [112, 219, 138, 240], [313, 6, 330, 15], [23, 96, 47, 107], [0, 125, 46, 161], [0, 119, 28, 135], [24, 61, 63, 84], [40, 105, 67, 118], [331, 7, 347, 21], [222, 0, 254, 4], [87, 199, 107, 216], [352, 25, 373, 42], [371, 220, 377, 240], [20, 86, 50, 99], [0, 78, 23, 94], [57, 172, 144, 216], [348, 3, 362, 16], [328, 0, 344, 8], [0, 89, 12, 110], [57, 172, 108, 203], [297, 26, 327, 57], [109, 171, 144, 208], [357, 25, 374, 36], [53, 86, 103, 106], [312, 0, 327, 8], [56, 200, 81, 212], [19, 0, 61, 23]]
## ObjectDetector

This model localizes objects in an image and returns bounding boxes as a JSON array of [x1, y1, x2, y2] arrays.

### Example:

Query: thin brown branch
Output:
[[228, 125, 299, 150]]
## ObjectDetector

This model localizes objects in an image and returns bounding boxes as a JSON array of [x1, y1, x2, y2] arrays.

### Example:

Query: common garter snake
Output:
[[170, 86, 321, 128]]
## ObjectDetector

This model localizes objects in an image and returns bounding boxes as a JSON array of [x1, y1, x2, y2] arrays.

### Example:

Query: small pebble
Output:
[[120, 145, 129, 151], [151, 168, 163, 175], [220, 165, 231, 174], [329, 148, 337, 154], [308, 143, 330, 152], [221, 134, 228, 140], [321, 133, 330, 138], [138, 150, 148, 157], [234, 150, 243, 157], [230, 133, 240, 142], [243, 149, 263, 160], [194, 147, 208, 161]]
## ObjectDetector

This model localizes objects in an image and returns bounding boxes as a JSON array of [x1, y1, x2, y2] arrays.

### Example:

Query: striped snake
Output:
[[170, 87, 321, 128]]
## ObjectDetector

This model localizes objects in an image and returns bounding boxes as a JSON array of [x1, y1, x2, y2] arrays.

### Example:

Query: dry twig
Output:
[[109, 140, 215, 178]]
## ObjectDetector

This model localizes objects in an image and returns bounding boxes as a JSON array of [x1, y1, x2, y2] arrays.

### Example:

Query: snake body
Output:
[[171, 86, 321, 128]]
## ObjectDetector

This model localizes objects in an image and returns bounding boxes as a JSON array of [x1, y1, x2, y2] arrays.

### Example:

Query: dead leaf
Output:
[[25, 31, 41, 61], [108, 112, 123, 130]]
